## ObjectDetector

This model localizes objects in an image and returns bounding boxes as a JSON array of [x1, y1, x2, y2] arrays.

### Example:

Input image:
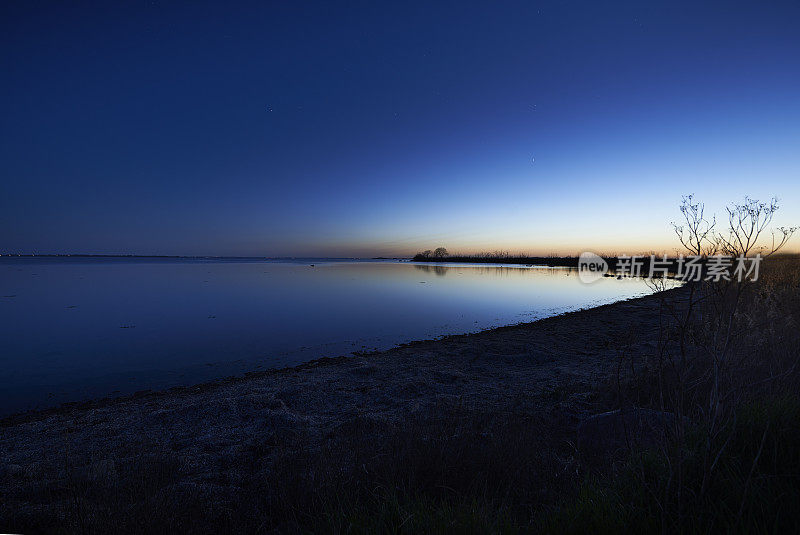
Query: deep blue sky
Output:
[[2, 1, 799, 256]]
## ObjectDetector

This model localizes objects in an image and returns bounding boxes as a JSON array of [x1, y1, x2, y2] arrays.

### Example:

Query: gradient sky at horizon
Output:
[[2, 1, 799, 256]]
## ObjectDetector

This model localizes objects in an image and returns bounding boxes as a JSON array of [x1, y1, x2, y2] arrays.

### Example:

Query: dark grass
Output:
[[547, 397, 800, 534], [1, 406, 579, 534], [6, 397, 798, 534]]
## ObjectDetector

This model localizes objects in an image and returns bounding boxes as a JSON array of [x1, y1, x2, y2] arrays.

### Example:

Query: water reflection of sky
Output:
[[0, 258, 674, 414]]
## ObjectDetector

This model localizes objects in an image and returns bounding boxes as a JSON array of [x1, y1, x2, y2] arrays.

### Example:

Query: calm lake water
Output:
[[0, 257, 669, 415]]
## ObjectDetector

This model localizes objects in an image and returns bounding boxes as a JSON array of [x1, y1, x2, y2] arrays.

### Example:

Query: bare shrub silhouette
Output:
[[610, 195, 799, 532]]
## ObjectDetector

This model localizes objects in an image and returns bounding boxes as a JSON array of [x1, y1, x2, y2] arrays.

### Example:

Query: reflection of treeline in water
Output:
[[413, 263, 570, 277], [414, 251, 578, 266], [412, 250, 794, 278], [413, 251, 687, 274]]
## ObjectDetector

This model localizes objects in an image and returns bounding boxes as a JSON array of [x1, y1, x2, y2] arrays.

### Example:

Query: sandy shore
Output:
[[0, 286, 683, 520]]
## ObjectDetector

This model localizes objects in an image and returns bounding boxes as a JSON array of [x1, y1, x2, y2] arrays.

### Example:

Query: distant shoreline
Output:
[[0, 254, 368, 260]]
